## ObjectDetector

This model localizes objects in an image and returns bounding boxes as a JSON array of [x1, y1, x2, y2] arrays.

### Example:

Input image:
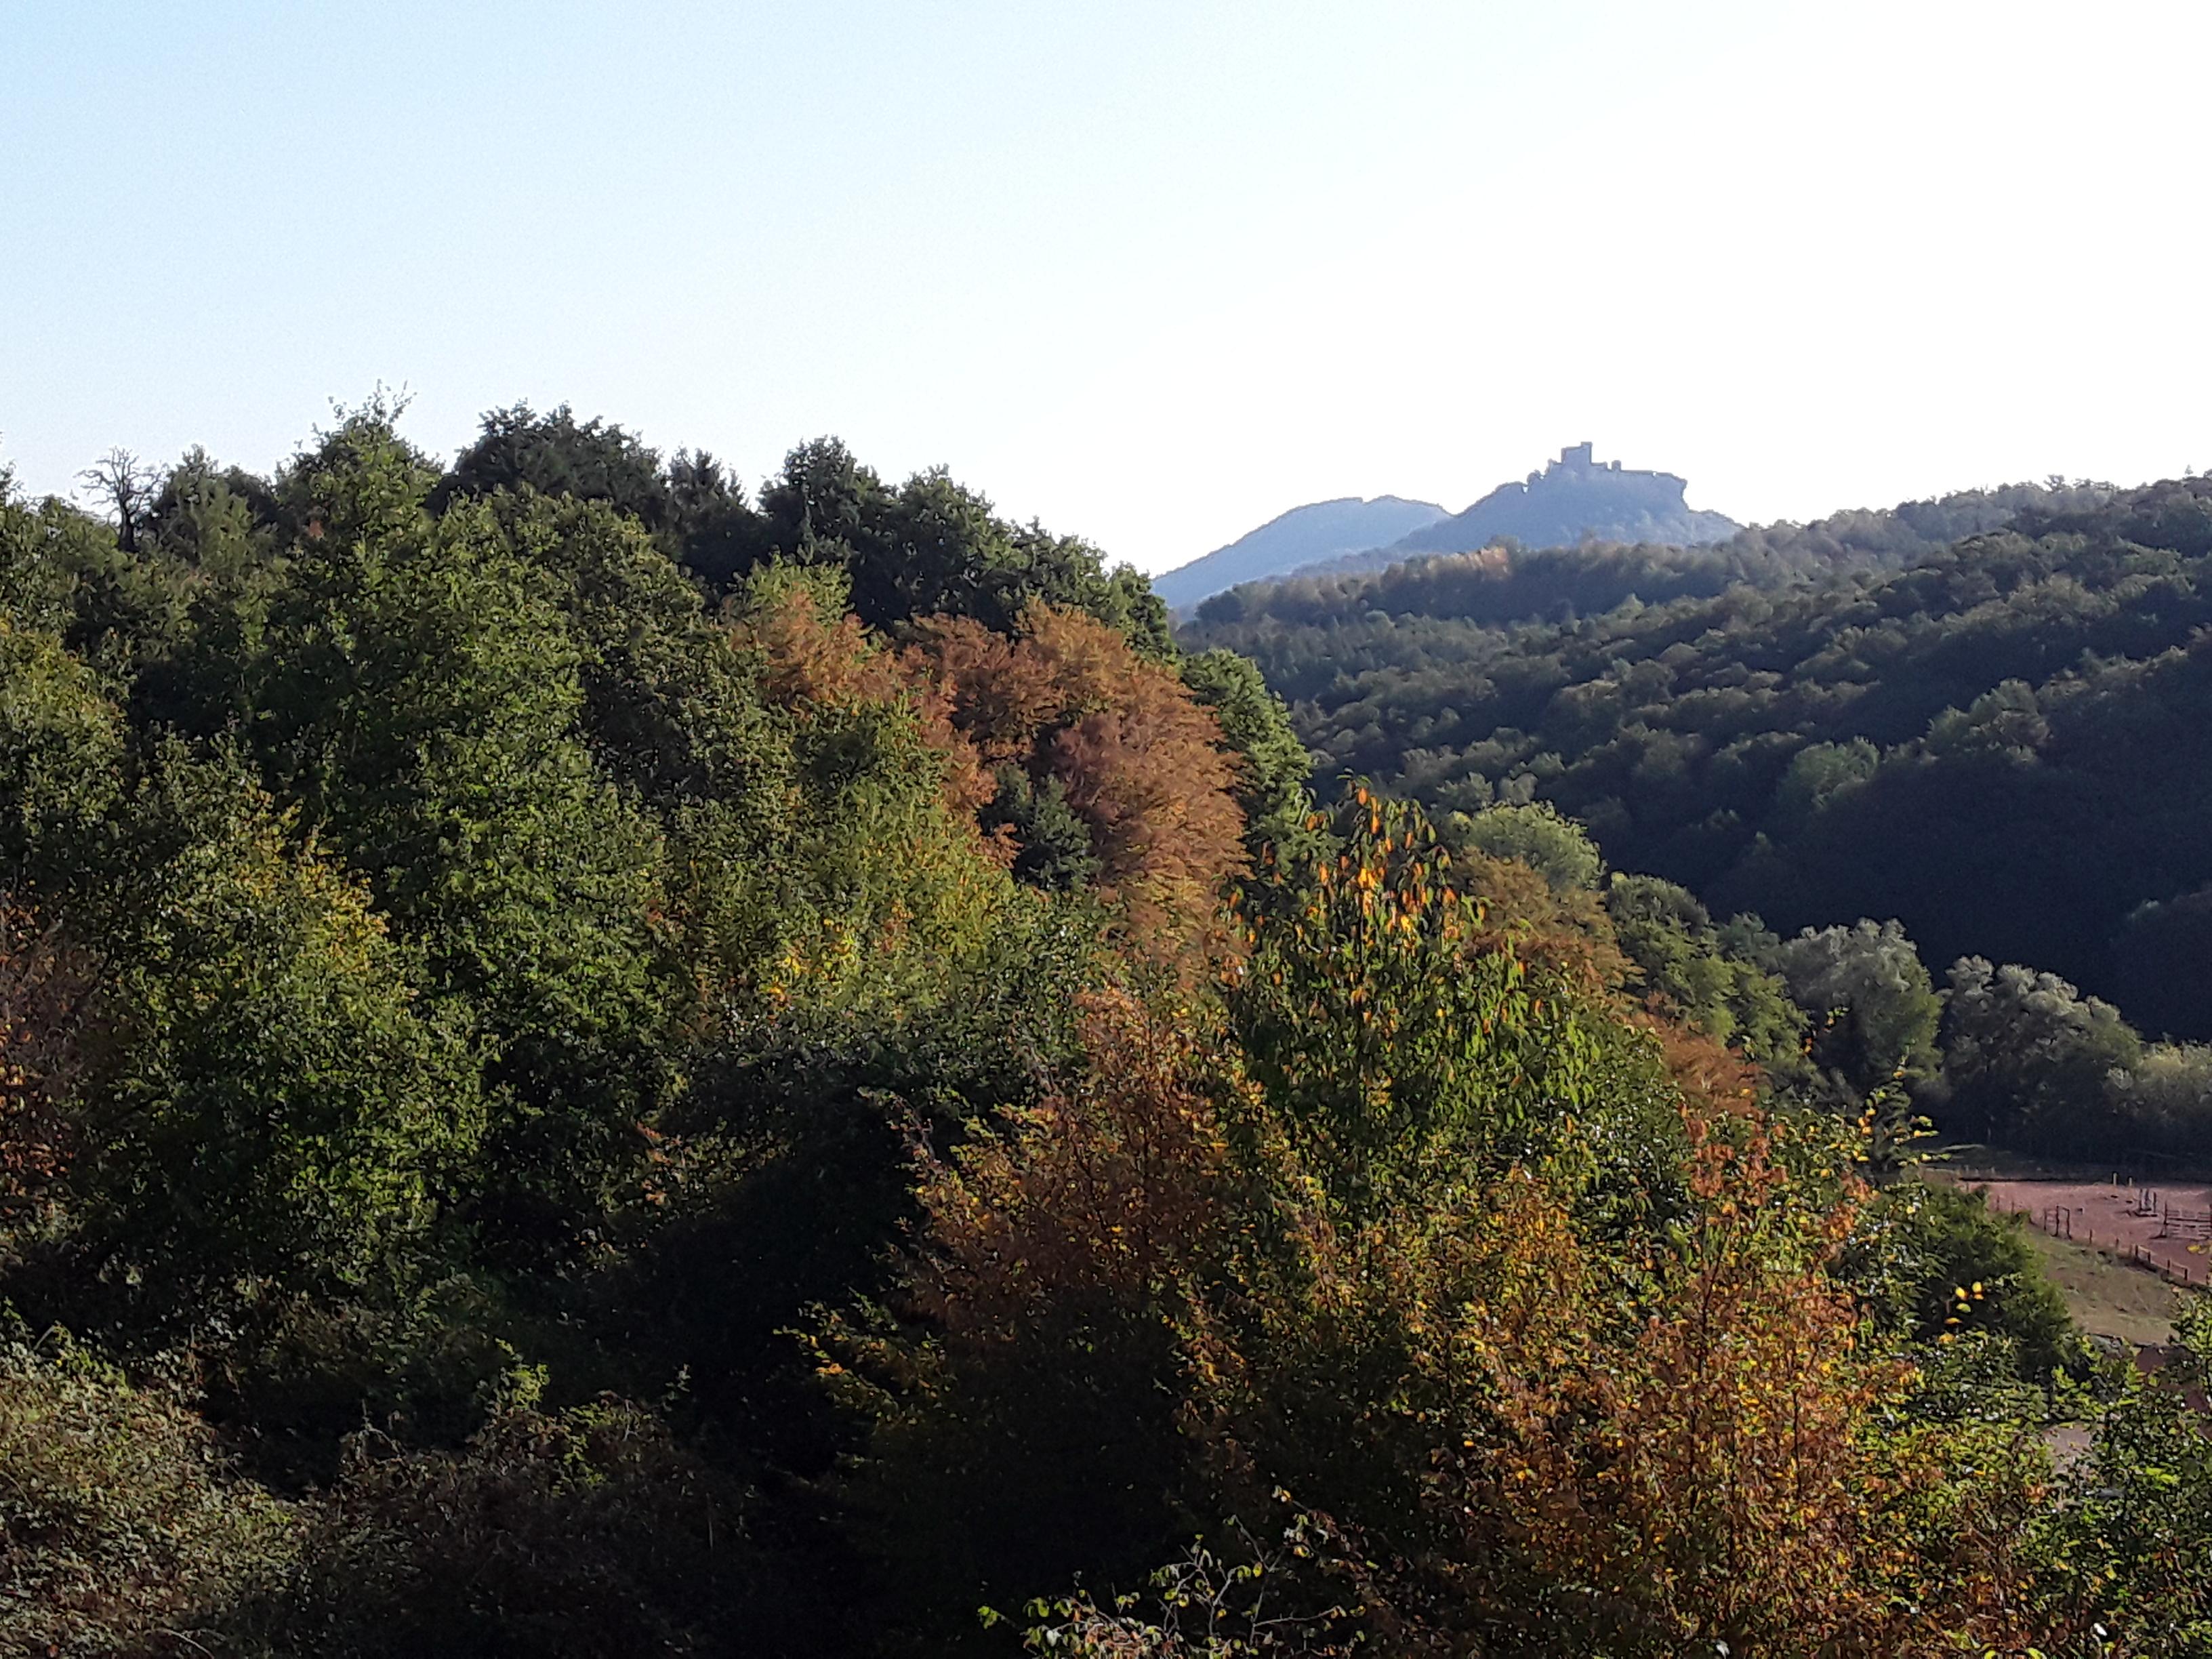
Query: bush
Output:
[[0, 1325, 298, 1655]]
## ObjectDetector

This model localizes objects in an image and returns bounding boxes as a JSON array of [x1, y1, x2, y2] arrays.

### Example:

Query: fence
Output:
[[1999, 1197, 2206, 1290], [2160, 1205, 2212, 1242]]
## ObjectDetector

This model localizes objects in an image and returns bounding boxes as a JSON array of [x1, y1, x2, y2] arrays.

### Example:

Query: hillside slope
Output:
[[1374, 442, 1738, 565], [1187, 476, 2212, 1034], [1153, 493, 1446, 609]]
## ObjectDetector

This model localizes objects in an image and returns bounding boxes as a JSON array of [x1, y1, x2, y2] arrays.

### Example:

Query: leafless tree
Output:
[[79, 447, 159, 555]]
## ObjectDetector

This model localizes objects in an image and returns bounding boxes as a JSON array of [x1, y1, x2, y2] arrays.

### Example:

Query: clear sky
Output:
[[4, 0, 2208, 574]]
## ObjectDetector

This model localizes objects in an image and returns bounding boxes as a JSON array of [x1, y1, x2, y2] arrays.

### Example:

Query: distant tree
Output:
[[2102, 1042, 2212, 1162], [432, 403, 670, 528], [753, 440, 1174, 649], [1176, 647, 1314, 856], [661, 445, 765, 588], [1445, 800, 1603, 893], [1607, 875, 1807, 1078], [1774, 738, 1879, 827], [77, 448, 157, 555], [143, 447, 276, 569], [1941, 957, 2142, 1153], [2110, 884, 2212, 1042], [1757, 919, 1942, 1101]]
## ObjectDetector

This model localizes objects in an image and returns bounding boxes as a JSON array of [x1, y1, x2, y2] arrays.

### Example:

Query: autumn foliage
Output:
[[912, 603, 1248, 956], [0, 905, 86, 1223], [833, 798, 2060, 1655], [741, 581, 1250, 961]]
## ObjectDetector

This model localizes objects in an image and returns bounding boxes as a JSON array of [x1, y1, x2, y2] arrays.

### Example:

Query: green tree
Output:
[[1757, 918, 1942, 1101], [237, 407, 674, 1235], [76, 745, 484, 1302], [1178, 646, 1315, 855], [432, 402, 671, 528], [1851, 1182, 2078, 1377], [1940, 956, 2142, 1153], [1607, 874, 1807, 1077], [1444, 799, 1603, 893], [0, 611, 126, 890]]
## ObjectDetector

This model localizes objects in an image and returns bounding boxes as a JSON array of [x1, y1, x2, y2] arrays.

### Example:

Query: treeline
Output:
[[0, 407, 2207, 1655], [1448, 802, 2212, 1168], [1193, 476, 2116, 632], [1185, 476, 2212, 1052]]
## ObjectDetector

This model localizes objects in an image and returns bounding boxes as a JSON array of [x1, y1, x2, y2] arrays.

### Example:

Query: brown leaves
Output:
[[735, 579, 994, 815], [739, 589, 1250, 964], [911, 603, 1249, 965], [0, 903, 89, 1223], [902, 987, 1233, 1343]]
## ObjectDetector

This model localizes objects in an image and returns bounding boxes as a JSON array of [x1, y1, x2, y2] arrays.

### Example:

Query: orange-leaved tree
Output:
[[826, 794, 2052, 1654], [911, 602, 1248, 964]]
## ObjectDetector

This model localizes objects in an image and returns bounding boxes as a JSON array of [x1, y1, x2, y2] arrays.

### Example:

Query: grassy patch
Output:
[[2013, 1223, 2197, 1348]]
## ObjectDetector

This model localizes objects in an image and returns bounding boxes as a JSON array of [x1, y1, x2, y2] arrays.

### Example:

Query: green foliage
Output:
[[1443, 798, 1603, 893], [2034, 1301, 2212, 1651], [252, 1400, 779, 1657], [1851, 1182, 2081, 1377], [1774, 736, 1879, 827], [1183, 476, 2212, 1047], [9, 401, 2209, 1656], [2105, 1040, 2212, 1160], [0, 1323, 298, 1654], [0, 611, 126, 887], [1755, 918, 1943, 1101], [434, 401, 672, 527], [755, 438, 1172, 647], [484, 490, 785, 806], [1177, 646, 1315, 857], [1606, 874, 1808, 1073], [240, 417, 674, 1227], [984, 764, 1102, 891], [1940, 957, 2143, 1155], [1234, 794, 1616, 1210], [77, 746, 484, 1301]]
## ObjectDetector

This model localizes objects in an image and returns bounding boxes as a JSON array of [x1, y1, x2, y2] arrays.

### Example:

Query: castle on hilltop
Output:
[[1534, 442, 1630, 482], [1391, 441, 1741, 558]]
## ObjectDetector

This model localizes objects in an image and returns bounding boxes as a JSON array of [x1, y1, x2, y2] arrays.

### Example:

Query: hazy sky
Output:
[[5, 1, 2208, 574]]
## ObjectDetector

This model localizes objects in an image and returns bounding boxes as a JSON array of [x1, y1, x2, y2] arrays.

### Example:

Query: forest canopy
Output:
[[0, 407, 2206, 1656], [1185, 476, 2212, 1042]]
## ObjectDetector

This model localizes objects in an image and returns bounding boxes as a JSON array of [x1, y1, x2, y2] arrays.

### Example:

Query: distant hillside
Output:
[[1189, 480, 2108, 630], [1152, 494, 1446, 609], [1363, 443, 1737, 571], [1187, 474, 2212, 1038]]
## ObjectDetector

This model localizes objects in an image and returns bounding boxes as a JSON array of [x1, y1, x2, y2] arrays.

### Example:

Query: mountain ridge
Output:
[[1152, 493, 1447, 611], [1155, 444, 1738, 607]]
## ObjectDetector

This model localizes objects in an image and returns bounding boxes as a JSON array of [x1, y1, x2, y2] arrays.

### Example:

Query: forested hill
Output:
[[1151, 493, 1446, 610], [1193, 476, 2116, 630], [1380, 441, 1740, 562], [3, 405, 2211, 1655], [1186, 474, 2212, 1037]]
